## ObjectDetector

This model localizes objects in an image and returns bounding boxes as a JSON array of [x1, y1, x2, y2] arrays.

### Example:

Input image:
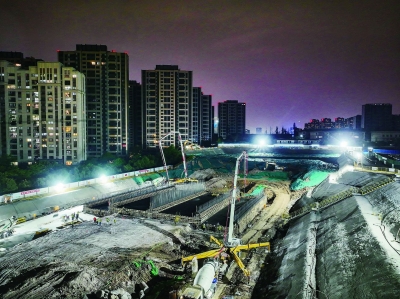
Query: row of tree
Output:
[[0, 146, 184, 195]]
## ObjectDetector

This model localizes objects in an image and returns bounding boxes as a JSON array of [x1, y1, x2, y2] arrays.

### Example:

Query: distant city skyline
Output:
[[1, 1, 399, 133]]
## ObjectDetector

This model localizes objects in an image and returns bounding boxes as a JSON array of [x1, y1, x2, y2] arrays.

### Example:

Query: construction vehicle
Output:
[[174, 177, 198, 184], [181, 259, 220, 299], [181, 151, 270, 286], [160, 131, 198, 184], [184, 140, 201, 150]]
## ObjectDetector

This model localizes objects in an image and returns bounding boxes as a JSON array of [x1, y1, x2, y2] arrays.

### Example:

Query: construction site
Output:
[[1, 143, 400, 299]]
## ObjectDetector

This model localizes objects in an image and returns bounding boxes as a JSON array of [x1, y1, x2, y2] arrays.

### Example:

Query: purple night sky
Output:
[[1, 0, 399, 133]]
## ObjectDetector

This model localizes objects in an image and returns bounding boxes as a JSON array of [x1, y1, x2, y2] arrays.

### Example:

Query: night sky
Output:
[[1, 0, 399, 133]]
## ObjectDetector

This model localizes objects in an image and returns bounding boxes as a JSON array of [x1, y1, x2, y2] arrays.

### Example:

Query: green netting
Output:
[[159, 168, 191, 179], [291, 170, 330, 190], [167, 155, 236, 176], [133, 176, 144, 184], [133, 173, 164, 184], [250, 185, 266, 196]]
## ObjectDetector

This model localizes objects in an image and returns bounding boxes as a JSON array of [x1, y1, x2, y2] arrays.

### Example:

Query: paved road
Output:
[[0, 179, 139, 221]]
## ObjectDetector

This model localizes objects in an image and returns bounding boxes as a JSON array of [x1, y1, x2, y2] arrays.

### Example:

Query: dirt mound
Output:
[[189, 168, 216, 180]]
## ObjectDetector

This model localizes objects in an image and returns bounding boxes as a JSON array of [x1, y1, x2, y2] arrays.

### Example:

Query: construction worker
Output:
[[76, 212, 79, 220], [106, 217, 110, 225], [98, 218, 102, 226], [113, 218, 116, 225], [93, 216, 97, 224]]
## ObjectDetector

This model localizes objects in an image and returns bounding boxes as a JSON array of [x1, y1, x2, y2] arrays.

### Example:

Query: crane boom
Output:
[[181, 150, 271, 279], [159, 131, 188, 183], [226, 151, 247, 246]]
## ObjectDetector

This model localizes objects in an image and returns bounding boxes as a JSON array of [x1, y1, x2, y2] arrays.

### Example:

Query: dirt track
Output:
[[242, 186, 291, 244]]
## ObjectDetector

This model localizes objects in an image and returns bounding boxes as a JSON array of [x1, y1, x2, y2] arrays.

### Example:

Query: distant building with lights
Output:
[[305, 116, 361, 130], [334, 117, 345, 129], [218, 100, 246, 140], [58, 44, 129, 157], [256, 127, 262, 134], [345, 115, 361, 129], [0, 60, 86, 165], [304, 119, 320, 130], [141, 65, 193, 148]]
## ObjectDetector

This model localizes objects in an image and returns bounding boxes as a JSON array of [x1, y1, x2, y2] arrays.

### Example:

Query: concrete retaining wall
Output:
[[236, 195, 269, 234]]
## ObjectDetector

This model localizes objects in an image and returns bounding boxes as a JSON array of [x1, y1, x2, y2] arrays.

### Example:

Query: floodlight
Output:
[[258, 139, 266, 146], [56, 183, 65, 191], [100, 175, 108, 183]]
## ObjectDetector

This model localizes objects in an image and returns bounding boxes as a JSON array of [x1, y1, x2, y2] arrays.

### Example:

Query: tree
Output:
[[0, 177, 18, 194], [163, 146, 183, 166], [113, 157, 126, 170], [0, 155, 17, 172], [99, 152, 118, 163], [123, 164, 133, 172], [18, 179, 32, 190], [35, 177, 48, 188]]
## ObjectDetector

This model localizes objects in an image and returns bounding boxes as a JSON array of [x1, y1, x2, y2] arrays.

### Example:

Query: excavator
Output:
[[159, 131, 198, 184], [181, 151, 270, 298]]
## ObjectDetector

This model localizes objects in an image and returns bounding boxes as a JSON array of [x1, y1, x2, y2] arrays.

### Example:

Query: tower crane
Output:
[[159, 131, 188, 183], [181, 151, 270, 278]]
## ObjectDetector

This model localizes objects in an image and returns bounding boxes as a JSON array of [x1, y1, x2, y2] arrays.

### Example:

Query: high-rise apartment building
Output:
[[362, 103, 392, 131], [200, 94, 213, 145], [128, 80, 142, 149], [141, 65, 193, 148], [0, 60, 86, 165], [193, 87, 213, 145], [192, 87, 201, 143], [58, 44, 129, 157], [218, 100, 246, 140]]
